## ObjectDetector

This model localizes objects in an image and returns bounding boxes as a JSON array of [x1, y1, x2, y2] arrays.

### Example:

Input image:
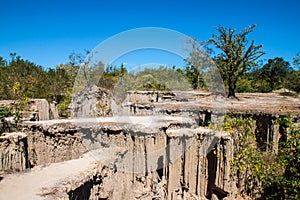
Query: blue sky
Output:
[[0, 0, 299, 69]]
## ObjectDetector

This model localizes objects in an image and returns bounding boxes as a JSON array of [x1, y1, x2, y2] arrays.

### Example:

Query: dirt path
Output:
[[0, 148, 120, 200]]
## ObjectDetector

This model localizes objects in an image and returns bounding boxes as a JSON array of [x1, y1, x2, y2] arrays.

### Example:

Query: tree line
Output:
[[0, 25, 299, 116], [186, 24, 300, 97], [0, 53, 78, 117]]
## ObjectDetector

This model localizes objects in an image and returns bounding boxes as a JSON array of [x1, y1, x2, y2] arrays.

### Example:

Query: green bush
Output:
[[0, 108, 16, 135], [224, 114, 300, 199], [261, 115, 300, 199]]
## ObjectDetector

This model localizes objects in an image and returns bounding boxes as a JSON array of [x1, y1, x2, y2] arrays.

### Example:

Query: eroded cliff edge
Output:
[[0, 116, 238, 200], [0, 88, 299, 200]]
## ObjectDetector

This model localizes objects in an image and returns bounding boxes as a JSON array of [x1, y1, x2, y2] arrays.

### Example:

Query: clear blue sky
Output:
[[0, 0, 299, 69]]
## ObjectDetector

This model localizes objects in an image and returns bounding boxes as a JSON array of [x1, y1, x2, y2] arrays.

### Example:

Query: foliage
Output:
[[108, 65, 191, 93], [224, 116, 266, 198], [0, 107, 24, 135], [209, 25, 265, 97], [47, 64, 78, 118], [285, 70, 300, 93], [98, 64, 126, 90], [0, 54, 78, 117], [0, 81, 30, 135], [224, 114, 300, 199], [0, 48, 299, 119], [261, 115, 300, 199], [183, 65, 205, 89], [131, 66, 191, 91], [184, 38, 212, 89], [234, 56, 300, 94], [0, 108, 13, 119], [293, 53, 300, 70], [0, 108, 13, 135], [236, 74, 257, 93], [255, 57, 291, 92], [12, 81, 30, 125], [0, 54, 48, 100]]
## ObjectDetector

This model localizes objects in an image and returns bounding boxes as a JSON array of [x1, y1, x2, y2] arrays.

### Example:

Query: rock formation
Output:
[[0, 87, 299, 200], [0, 99, 59, 121], [0, 117, 238, 200], [71, 84, 112, 118], [0, 132, 28, 173]]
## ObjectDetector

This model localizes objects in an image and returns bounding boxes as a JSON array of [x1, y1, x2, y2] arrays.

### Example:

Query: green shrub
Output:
[[224, 114, 300, 199]]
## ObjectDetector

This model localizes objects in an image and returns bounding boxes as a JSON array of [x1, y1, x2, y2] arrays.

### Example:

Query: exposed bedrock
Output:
[[0, 99, 59, 121], [0, 115, 294, 199], [0, 117, 238, 199], [1, 87, 299, 199], [67, 127, 236, 200], [0, 132, 28, 173], [71, 84, 112, 118], [23, 122, 86, 167]]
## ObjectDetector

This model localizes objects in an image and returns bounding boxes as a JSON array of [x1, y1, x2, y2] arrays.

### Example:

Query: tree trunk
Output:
[[227, 78, 236, 98]]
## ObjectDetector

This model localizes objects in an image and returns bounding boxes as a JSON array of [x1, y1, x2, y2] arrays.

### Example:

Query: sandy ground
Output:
[[0, 148, 120, 200], [157, 91, 300, 115]]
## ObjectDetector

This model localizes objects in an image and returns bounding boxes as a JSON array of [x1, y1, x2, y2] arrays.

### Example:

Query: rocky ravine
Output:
[[0, 116, 236, 200], [1, 87, 299, 200]]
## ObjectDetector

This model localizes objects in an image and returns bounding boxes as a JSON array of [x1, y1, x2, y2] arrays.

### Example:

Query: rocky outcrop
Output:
[[0, 115, 294, 199], [23, 121, 86, 167], [49, 101, 59, 120], [71, 84, 112, 118], [0, 117, 237, 200], [108, 127, 235, 199], [29, 99, 50, 120], [0, 148, 122, 200], [1, 89, 299, 199], [0, 99, 58, 121], [0, 122, 86, 173], [126, 90, 177, 104], [0, 132, 28, 174]]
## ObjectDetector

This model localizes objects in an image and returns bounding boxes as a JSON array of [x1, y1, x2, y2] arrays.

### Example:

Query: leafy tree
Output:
[[184, 38, 212, 89], [47, 64, 78, 101], [184, 65, 204, 89], [256, 57, 291, 91], [286, 54, 300, 93], [0, 54, 48, 100], [49, 59, 79, 117], [98, 64, 126, 90], [286, 70, 300, 93], [209, 25, 265, 97], [131, 66, 190, 91], [236, 73, 257, 93], [293, 53, 300, 70], [0, 53, 80, 117]]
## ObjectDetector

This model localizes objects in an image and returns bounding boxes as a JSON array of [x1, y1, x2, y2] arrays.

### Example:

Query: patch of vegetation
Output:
[[0, 107, 22, 136], [261, 115, 300, 199], [223, 114, 300, 199]]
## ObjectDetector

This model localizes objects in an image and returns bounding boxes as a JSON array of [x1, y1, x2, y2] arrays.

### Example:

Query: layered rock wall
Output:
[[0, 99, 58, 121], [0, 122, 86, 173], [24, 123, 86, 167], [0, 132, 28, 173]]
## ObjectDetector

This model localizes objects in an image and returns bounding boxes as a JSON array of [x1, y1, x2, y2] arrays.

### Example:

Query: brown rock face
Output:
[[0, 99, 58, 121], [24, 122, 86, 167], [0, 116, 238, 200], [1, 89, 299, 199], [71, 84, 112, 118], [0, 132, 28, 173]]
